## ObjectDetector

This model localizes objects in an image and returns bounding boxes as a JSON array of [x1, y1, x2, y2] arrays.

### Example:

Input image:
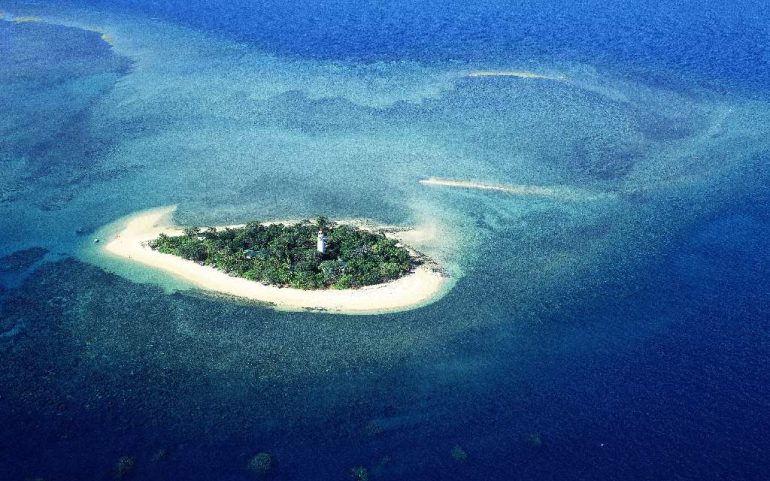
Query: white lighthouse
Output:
[[316, 230, 326, 254]]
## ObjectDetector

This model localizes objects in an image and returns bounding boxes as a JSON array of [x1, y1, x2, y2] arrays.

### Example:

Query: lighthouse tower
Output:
[[316, 230, 327, 255]]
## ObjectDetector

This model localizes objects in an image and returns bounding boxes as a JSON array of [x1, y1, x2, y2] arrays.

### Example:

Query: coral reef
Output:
[[349, 466, 368, 481], [526, 432, 543, 449], [0, 247, 47, 273], [247, 452, 273, 476], [114, 456, 135, 480], [450, 444, 468, 462]]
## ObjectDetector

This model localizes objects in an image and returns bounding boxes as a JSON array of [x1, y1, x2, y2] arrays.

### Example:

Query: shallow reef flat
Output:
[[2, 3, 770, 480]]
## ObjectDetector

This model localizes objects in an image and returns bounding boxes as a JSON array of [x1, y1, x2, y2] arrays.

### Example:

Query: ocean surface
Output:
[[1, 1, 769, 479]]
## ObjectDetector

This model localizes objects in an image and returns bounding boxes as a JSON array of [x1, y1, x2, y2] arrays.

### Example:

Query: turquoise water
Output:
[[1, 1, 769, 480]]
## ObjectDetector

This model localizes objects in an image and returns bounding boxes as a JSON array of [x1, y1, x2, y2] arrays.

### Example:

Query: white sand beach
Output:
[[99, 206, 450, 314]]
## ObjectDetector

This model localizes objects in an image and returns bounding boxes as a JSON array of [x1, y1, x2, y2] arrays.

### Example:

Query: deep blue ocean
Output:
[[1, 1, 769, 480]]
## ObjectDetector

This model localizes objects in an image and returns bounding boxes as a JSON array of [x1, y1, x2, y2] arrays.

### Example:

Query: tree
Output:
[[149, 217, 416, 289], [183, 226, 200, 238], [316, 216, 330, 231]]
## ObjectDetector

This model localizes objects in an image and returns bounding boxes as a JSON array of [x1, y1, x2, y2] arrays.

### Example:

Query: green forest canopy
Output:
[[149, 218, 417, 290]]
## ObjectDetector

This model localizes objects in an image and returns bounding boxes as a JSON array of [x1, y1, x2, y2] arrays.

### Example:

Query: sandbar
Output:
[[468, 70, 567, 81], [419, 177, 614, 202], [98, 206, 450, 315], [11, 16, 42, 23]]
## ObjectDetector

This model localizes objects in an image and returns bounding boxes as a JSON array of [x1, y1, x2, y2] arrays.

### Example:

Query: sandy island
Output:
[[98, 206, 450, 315]]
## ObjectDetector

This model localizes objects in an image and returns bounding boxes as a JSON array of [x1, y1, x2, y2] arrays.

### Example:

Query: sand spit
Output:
[[419, 177, 614, 202], [97, 206, 451, 315]]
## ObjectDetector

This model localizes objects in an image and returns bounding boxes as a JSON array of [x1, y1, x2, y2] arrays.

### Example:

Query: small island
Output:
[[95, 206, 450, 314], [148, 217, 415, 290]]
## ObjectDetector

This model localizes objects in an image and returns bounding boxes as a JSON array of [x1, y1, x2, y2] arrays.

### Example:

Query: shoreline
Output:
[[95, 206, 451, 315]]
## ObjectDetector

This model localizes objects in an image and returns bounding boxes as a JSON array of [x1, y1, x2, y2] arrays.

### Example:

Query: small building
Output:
[[317, 230, 327, 254]]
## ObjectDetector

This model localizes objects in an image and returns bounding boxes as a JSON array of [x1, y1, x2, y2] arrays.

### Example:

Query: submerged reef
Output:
[[0, 247, 47, 273], [348, 466, 369, 481], [525, 432, 543, 449], [450, 444, 468, 462], [114, 456, 135, 480], [247, 452, 274, 476], [0, 18, 133, 211]]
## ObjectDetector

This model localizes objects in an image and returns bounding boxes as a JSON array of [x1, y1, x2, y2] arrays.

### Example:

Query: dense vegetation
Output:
[[149, 217, 416, 290]]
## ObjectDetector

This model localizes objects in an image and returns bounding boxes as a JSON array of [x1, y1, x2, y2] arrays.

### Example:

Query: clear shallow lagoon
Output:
[[1, 1, 769, 480]]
